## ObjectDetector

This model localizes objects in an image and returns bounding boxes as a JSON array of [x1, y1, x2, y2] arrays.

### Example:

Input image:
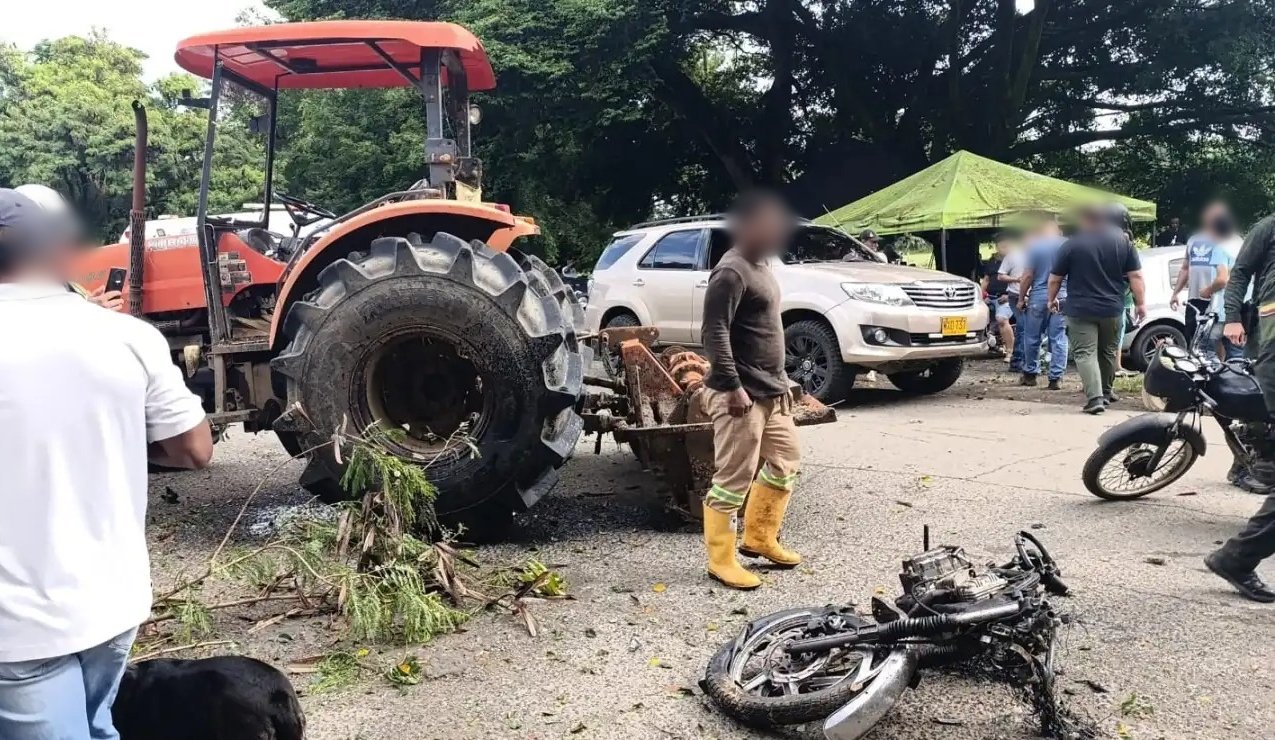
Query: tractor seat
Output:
[[237, 227, 280, 256]]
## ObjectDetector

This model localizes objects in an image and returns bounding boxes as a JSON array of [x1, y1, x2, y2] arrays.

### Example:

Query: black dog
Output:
[[113, 656, 305, 740]]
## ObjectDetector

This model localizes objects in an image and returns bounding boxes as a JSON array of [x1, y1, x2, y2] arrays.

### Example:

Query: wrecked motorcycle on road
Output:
[[701, 531, 1095, 739]]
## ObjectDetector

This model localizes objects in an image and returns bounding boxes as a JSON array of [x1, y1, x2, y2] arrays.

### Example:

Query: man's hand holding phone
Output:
[[89, 286, 123, 311]]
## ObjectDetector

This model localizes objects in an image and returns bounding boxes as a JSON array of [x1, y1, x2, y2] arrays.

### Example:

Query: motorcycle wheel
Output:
[[1082, 436, 1198, 500], [701, 606, 912, 729]]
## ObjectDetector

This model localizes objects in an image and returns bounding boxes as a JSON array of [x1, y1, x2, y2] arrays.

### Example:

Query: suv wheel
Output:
[[784, 320, 854, 403], [1129, 323, 1186, 372], [887, 359, 964, 395]]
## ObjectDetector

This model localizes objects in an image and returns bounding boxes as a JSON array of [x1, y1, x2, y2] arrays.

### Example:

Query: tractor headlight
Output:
[[841, 283, 914, 307]]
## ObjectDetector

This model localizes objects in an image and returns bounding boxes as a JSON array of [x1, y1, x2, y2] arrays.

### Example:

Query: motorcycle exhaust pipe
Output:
[[822, 648, 919, 740], [787, 599, 1024, 655]]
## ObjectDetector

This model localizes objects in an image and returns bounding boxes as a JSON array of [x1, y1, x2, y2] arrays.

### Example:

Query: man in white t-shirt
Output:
[[1170, 201, 1246, 360], [994, 231, 1028, 371], [0, 188, 212, 739]]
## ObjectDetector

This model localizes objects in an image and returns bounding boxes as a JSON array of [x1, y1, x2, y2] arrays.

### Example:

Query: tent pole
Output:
[[940, 229, 948, 272]]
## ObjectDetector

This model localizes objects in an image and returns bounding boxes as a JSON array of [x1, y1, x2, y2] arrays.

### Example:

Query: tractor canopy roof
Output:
[[174, 20, 496, 91]]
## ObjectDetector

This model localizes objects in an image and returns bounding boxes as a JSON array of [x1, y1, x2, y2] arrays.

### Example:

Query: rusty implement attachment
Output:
[[585, 326, 836, 519]]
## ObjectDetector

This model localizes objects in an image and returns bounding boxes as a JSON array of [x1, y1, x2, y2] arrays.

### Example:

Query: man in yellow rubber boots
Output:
[[699, 189, 802, 590]]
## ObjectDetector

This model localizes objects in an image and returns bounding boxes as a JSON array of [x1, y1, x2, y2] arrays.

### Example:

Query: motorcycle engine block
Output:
[[900, 546, 1008, 601]]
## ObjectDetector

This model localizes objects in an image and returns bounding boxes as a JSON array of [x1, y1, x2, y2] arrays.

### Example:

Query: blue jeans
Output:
[[1008, 297, 1026, 370], [0, 628, 135, 739], [1022, 299, 1069, 380]]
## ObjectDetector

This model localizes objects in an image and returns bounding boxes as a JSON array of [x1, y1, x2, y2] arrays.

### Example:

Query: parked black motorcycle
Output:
[[1082, 311, 1267, 500], [701, 531, 1086, 739]]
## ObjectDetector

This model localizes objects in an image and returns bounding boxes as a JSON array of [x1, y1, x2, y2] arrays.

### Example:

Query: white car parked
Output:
[[1121, 246, 1189, 369], [584, 216, 990, 402]]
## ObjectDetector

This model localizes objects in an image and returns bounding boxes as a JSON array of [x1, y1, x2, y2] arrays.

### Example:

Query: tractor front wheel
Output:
[[272, 234, 585, 539]]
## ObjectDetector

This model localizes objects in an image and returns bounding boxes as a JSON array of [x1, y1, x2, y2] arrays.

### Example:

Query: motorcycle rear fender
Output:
[[822, 649, 918, 740], [1097, 413, 1207, 457]]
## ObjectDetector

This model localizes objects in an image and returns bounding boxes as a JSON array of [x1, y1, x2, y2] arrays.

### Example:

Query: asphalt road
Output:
[[148, 383, 1275, 740]]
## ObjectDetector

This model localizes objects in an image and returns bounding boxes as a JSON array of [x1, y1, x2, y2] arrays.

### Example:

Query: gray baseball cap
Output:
[[0, 188, 82, 268]]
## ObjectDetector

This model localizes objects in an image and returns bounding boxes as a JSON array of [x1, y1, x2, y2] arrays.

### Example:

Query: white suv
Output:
[[583, 216, 989, 402]]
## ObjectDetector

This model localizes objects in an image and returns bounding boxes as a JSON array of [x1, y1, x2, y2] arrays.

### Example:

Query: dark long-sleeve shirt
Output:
[[701, 248, 789, 399], [1225, 215, 1275, 321]]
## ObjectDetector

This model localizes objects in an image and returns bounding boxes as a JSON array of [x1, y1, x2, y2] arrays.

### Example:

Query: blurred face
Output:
[[1201, 203, 1234, 236], [731, 200, 796, 258], [995, 239, 1013, 255], [1079, 209, 1105, 233], [1170, 218, 1180, 229], [1037, 219, 1061, 238]]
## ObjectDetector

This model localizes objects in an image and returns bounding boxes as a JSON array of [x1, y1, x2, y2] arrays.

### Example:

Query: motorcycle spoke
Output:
[[781, 680, 799, 696], [1097, 441, 1190, 495], [741, 672, 770, 693]]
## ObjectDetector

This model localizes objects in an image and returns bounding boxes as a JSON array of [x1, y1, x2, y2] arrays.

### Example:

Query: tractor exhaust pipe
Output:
[[127, 100, 148, 317]]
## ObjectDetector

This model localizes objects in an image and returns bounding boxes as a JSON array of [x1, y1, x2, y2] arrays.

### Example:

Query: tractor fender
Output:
[[268, 200, 536, 347], [1097, 413, 1208, 457]]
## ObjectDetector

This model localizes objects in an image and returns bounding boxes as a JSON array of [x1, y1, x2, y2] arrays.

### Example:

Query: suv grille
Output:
[[901, 282, 976, 309]]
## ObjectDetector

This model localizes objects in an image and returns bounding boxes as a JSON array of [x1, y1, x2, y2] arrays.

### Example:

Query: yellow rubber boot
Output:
[[703, 505, 761, 590], [739, 481, 802, 567]]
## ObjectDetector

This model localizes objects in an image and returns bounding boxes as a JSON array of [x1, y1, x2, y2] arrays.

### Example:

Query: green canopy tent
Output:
[[815, 150, 1156, 271]]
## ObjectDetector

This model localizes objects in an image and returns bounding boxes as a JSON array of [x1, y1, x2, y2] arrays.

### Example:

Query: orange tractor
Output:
[[74, 20, 834, 535]]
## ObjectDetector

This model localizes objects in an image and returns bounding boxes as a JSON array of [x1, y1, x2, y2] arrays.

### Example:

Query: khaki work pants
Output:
[[700, 389, 801, 513]]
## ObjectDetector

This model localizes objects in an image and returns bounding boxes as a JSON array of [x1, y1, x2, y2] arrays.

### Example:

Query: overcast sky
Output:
[[3, 0, 273, 79]]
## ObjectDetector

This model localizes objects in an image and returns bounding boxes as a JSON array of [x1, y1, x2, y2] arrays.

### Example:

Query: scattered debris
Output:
[[385, 655, 423, 686], [1077, 679, 1109, 694], [246, 502, 337, 538], [517, 559, 569, 597], [1144, 557, 1167, 566], [311, 651, 364, 693], [933, 717, 965, 726], [144, 425, 567, 687], [1120, 692, 1155, 720]]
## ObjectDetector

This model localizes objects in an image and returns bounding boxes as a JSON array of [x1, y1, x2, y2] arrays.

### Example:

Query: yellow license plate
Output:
[[940, 317, 967, 336]]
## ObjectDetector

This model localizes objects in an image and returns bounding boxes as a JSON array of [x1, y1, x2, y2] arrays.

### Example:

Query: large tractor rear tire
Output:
[[272, 234, 585, 539]]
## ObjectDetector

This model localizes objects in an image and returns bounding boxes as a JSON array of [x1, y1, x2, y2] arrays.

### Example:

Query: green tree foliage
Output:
[[267, 0, 1275, 263], [7, 2, 1275, 255], [0, 34, 265, 239]]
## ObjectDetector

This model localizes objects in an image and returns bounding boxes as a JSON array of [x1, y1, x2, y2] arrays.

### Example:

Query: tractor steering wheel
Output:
[[275, 192, 338, 226]]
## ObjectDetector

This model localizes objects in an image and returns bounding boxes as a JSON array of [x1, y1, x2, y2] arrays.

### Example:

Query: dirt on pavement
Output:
[[145, 384, 1272, 740]]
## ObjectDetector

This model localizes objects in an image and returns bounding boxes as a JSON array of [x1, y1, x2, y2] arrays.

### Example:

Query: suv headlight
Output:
[[841, 282, 914, 306]]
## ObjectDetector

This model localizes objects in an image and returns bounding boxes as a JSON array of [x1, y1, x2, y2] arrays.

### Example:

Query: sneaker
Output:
[[1020, 373, 1038, 387], [1205, 551, 1275, 603], [1047, 379, 1061, 391], [1234, 471, 1275, 495], [1105, 391, 1120, 404], [1082, 398, 1106, 415]]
